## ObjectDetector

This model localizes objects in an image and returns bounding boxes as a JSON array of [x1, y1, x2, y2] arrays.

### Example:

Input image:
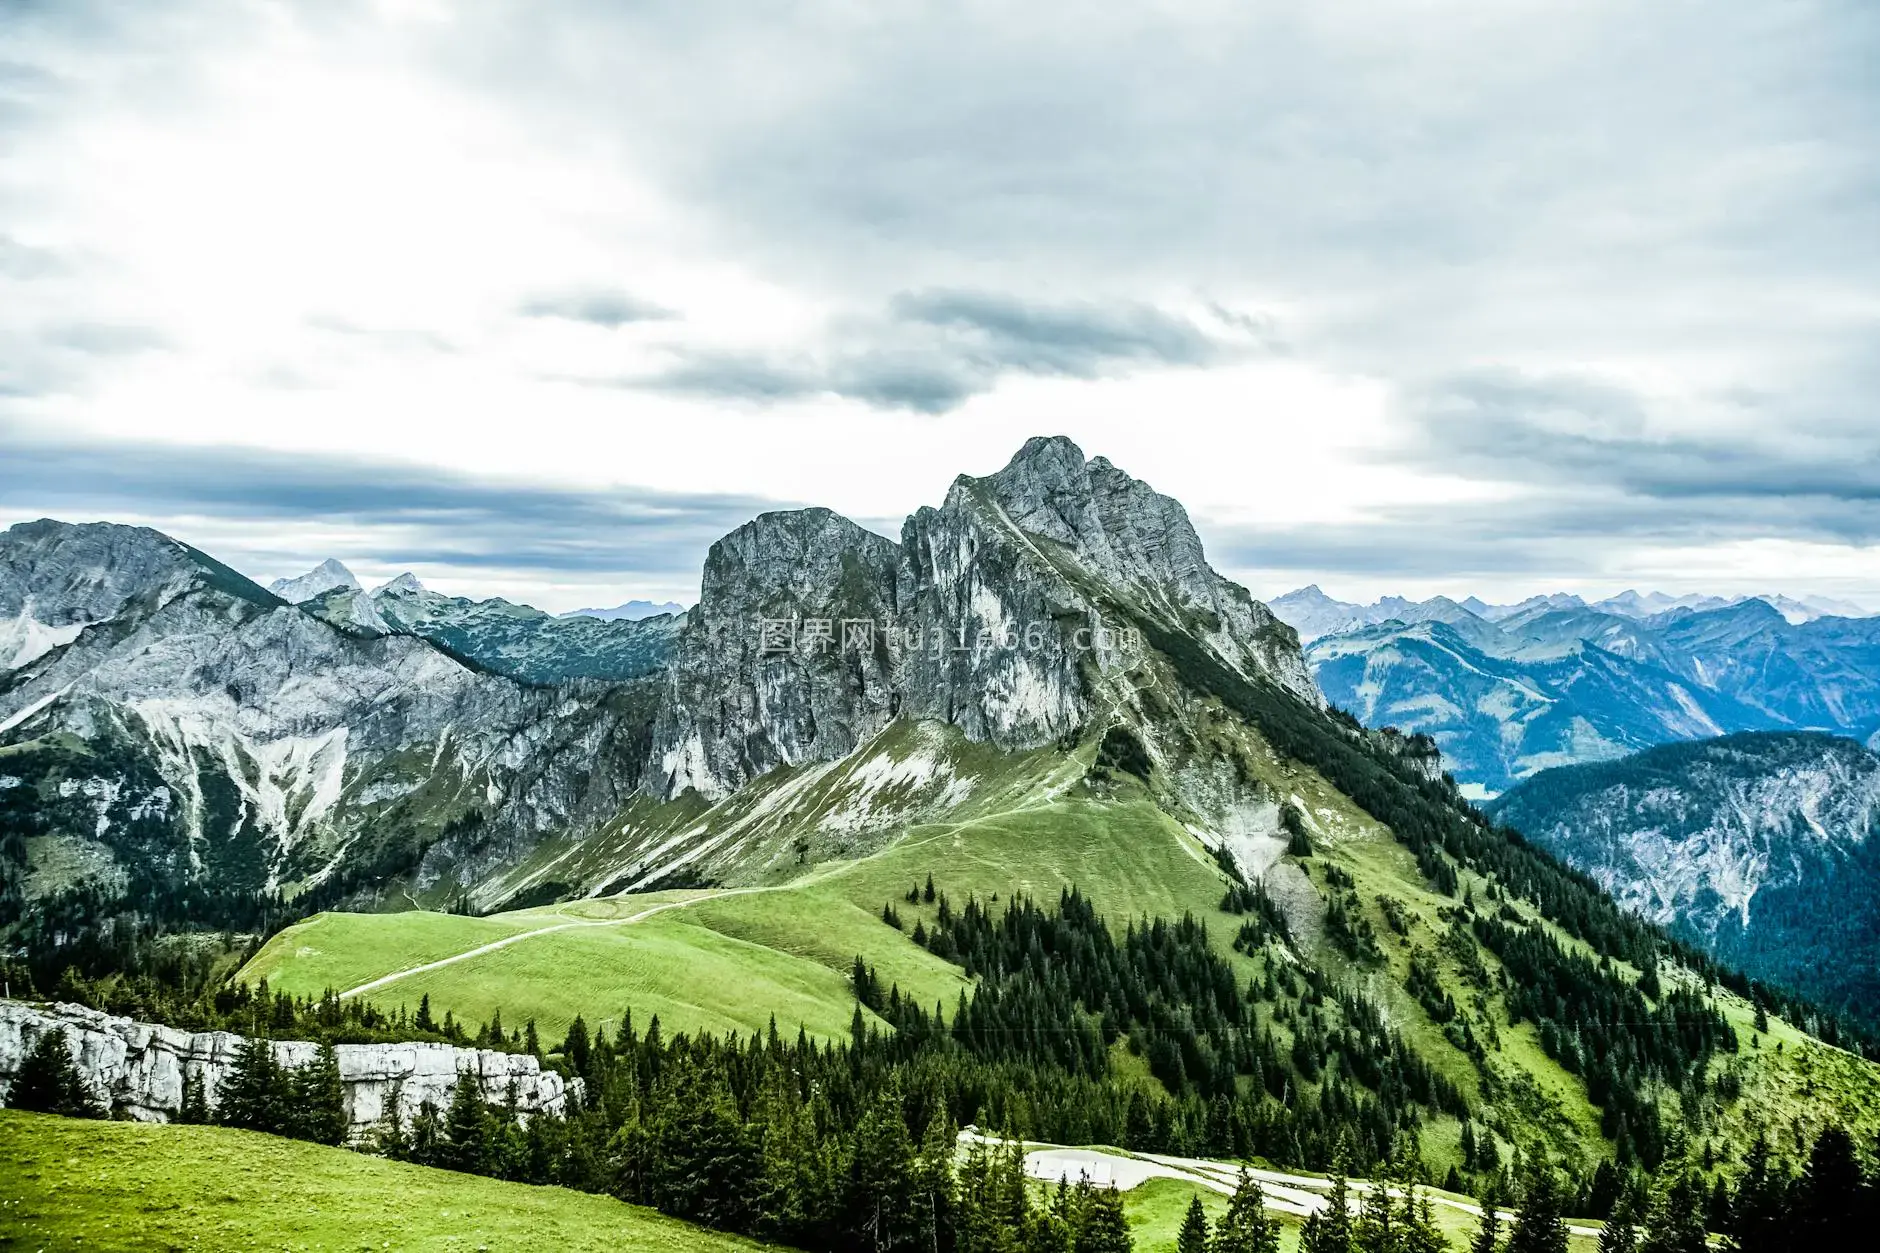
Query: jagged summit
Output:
[[375, 572, 426, 597], [650, 436, 1320, 800], [269, 558, 360, 604]]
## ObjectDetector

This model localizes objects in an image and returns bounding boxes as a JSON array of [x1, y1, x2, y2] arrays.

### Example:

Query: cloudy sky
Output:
[[3, 0, 1877, 612]]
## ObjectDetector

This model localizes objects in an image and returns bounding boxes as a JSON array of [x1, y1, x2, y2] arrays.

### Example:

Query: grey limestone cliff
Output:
[[0, 1000, 576, 1141]]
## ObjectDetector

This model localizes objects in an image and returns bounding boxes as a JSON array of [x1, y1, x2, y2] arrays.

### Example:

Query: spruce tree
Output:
[[846, 1084, 916, 1252], [1177, 1195, 1211, 1253], [1353, 1177, 1396, 1253], [178, 1067, 210, 1125], [1638, 1169, 1706, 1253], [1727, 1135, 1786, 1253], [1507, 1155, 1569, 1253], [217, 1035, 289, 1135], [1213, 1170, 1280, 1253], [1797, 1125, 1862, 1250], [295, 1041, 346, 1146], [443, 1074, 491, 1173], [1306, 1162, 1356, 1253], [7, 1028, 103, 1119], [1075, 1183, 1133, 1253], [1400, 1188, 1446, 1253], [1471, 1177, 1504, 1253], [1597, 1187, 1638, 1253], [409, 1097, 444, 1167], [373, 1079, 409, 1159]]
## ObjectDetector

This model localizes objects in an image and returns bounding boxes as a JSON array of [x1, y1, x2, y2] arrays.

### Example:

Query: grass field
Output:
[[240, 784, 1239, 1045], [240, 716, 1880, 1181], [0, 1110, 775, 1252], [243, 874, 975, 1043]]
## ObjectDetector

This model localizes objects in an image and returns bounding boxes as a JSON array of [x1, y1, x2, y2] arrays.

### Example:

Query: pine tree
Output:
[[1076, 1183, 1133, 1253], [295, 1041, 346, 1146], [443, 1073, 491, 1173], [1471, 1177, 1504, 1253], [1179, 1195, 1211, 1253], [6, 1027, 103, 1119], [1507, 1155, 1569, 1253], [1213, 1169, 1280, 1253], [414, 993, 436, 1033]]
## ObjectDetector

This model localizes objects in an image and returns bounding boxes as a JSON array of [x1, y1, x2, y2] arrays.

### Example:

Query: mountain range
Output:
[[6, 436, 1880, 1189], [1489, 731, 1880, 1025], [1270, 587, 1880, 795]]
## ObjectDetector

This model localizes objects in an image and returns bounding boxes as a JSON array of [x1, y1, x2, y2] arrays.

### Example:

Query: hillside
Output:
[[0, 1110, 775, 1251], [13, 437, 1880, 1207], [1488, 732, 1880, 1026]]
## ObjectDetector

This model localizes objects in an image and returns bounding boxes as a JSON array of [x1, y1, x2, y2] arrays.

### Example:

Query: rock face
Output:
[[372, 580, 681, 684], [1488, 732, 1880, 1020], [269, 558, 362, 606], [1, 436, 1319, 904], [0, 1000, 576, 1140], [0, 519, 659, 909], [648, 437, 1320, 800]]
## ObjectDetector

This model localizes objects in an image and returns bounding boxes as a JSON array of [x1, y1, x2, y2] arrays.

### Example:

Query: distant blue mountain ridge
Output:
[[1271, 587, 1880, 793]]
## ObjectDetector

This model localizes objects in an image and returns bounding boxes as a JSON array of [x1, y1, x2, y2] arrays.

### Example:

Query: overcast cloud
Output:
[[1, 0, 1876, 610]]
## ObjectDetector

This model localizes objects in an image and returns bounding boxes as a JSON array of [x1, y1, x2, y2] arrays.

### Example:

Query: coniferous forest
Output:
[[9, 879, 1880, 1251]]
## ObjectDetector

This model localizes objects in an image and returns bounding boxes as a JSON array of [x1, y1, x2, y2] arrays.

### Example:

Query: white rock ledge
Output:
[[0, 999, 579, 1142]]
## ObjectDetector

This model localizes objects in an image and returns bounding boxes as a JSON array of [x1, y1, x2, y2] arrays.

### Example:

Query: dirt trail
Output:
[[335, 794, 1063, 1000]]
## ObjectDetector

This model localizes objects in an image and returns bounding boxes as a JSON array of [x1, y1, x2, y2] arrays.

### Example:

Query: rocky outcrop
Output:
[[649, 437, 1322, 800], [0, 1000, 577, 1141], [650, 508, 902, 800], [1488, 731, 1880, 1019], [0, 519, 661, 907]]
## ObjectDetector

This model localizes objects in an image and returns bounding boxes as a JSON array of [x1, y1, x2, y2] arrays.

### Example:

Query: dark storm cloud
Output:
[[519, 289, 675, 327], [639, 289, 1240, 412], [0, 428, 784, 577]]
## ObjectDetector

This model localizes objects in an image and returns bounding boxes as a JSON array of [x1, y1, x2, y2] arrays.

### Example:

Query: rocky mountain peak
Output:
[[1, 519, 279, 670], [269, 558, 361, 604], [375, 572, 426, 597], [651, 437, 1321, 800], [697, 507, 900, 628]]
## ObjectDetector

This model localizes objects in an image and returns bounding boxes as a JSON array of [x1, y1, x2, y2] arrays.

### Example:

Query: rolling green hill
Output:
[[0, 1110, 778, 1252], [243, 712, 1880, 1183]]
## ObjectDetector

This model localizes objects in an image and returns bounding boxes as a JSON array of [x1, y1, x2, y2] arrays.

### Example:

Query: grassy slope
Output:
[[0, 1110, 773, 1252], [245, 714, 1880, 1176]]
